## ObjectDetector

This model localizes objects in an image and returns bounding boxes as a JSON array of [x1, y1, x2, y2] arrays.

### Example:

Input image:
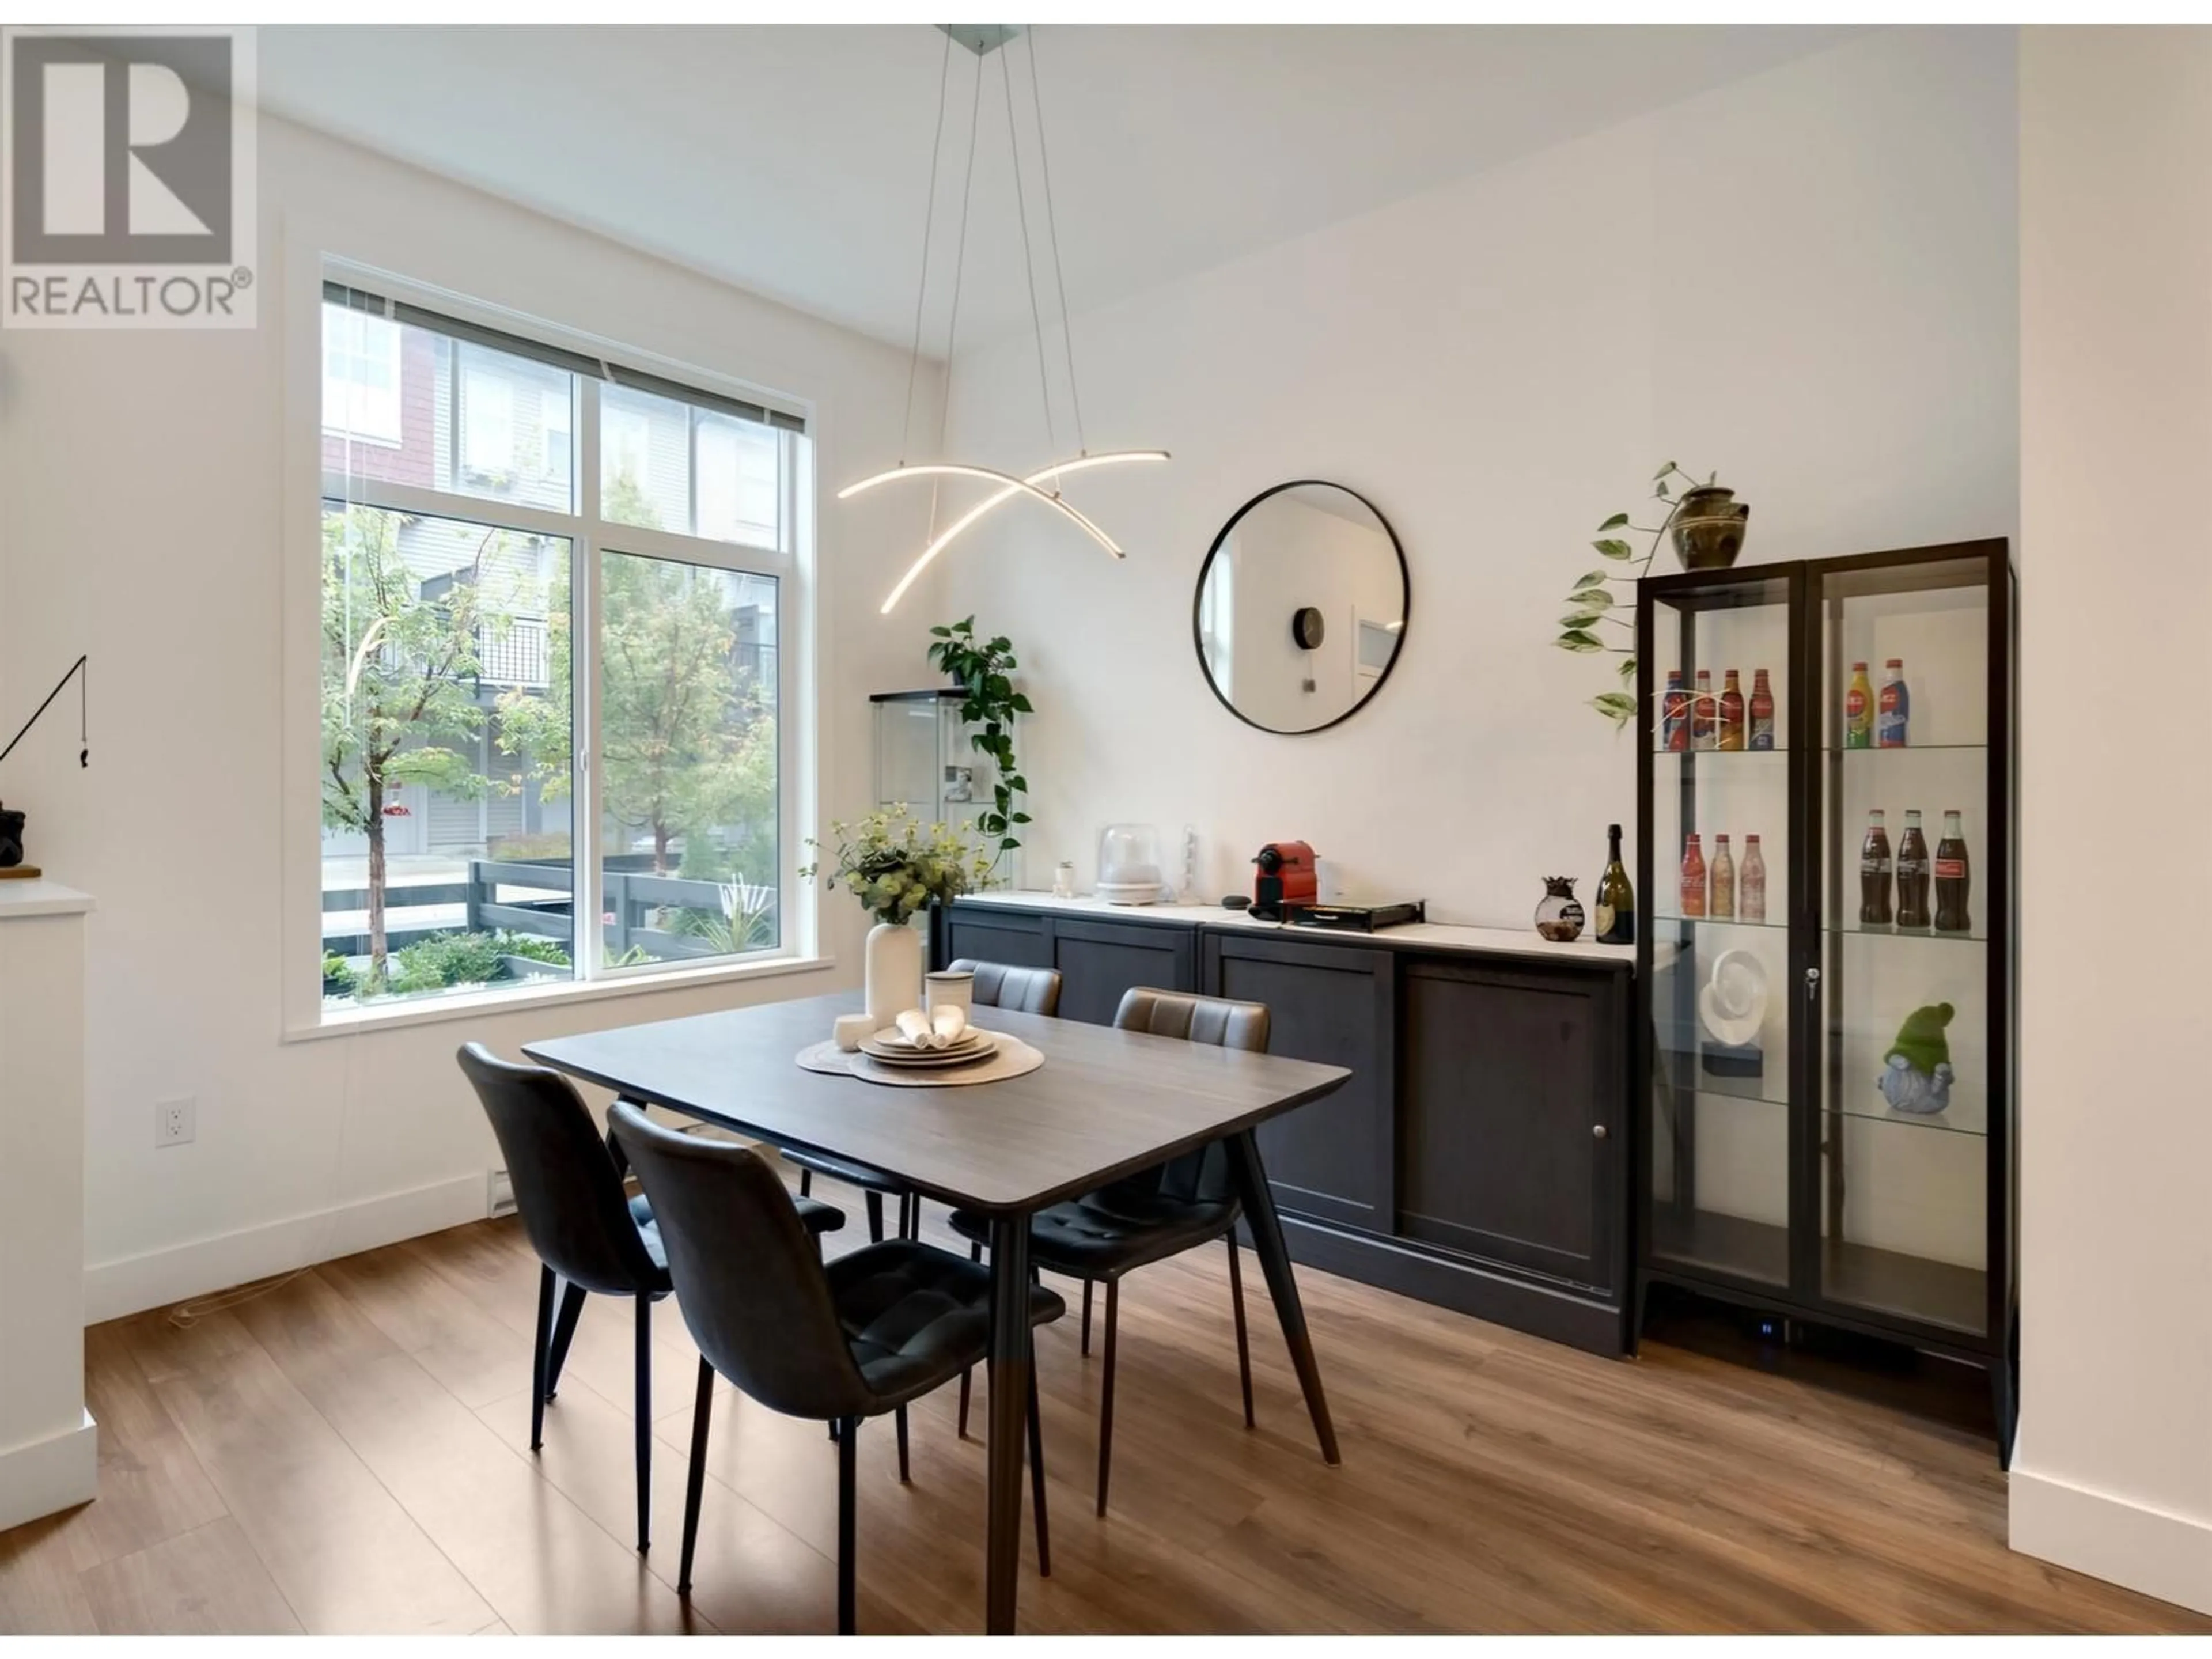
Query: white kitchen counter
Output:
[[0, 878, 94, 919], [956, 889, 1636, 969]]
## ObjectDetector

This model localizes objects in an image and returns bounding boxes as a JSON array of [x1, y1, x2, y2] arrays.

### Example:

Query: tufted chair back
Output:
[[949, 959, 1063, 1017], [609, 1103, 875, 1421], [1109, 988, 1272, 1203], [457, 1043, 665, 1297]]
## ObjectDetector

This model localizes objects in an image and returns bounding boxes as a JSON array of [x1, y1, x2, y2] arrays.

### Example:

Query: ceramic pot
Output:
[[0, 805, 24, 869], [1671, 485, 1751, 570], [864, 920, 923, 1031]]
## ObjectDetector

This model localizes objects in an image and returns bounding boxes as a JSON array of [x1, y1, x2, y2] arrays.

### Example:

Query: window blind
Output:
[[322, 279, 808, 435]]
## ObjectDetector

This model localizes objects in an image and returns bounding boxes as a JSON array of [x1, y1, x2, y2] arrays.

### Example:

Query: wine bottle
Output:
[[1595, 823, 1635, 945]]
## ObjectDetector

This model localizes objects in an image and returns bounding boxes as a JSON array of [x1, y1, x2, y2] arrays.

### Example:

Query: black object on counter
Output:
[[1219, 894, 1251, 911], [1287, 900, 1426, 933]]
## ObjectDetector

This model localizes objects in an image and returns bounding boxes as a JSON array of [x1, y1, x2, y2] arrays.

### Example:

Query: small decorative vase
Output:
[[1671, 485, 1751, 570], [1534, 876, 1586, 942], [0, 804, 24, 868], [863, 920, 922, 1031]]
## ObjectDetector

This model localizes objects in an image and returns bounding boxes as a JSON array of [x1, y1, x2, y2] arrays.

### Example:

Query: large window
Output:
[[317, 277, 809, 1014]]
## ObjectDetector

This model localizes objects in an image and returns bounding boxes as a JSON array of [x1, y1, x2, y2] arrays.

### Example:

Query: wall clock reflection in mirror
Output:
[[1194, 482, 1409, 734]]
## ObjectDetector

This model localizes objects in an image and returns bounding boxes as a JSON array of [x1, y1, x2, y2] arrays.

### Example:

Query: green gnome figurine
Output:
[[1880, 1001, 1955, 1115]]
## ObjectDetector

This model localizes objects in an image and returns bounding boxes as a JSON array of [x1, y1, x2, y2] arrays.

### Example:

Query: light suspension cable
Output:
[[896, 27, 954, 466], [1027, 26, 1086, 457]]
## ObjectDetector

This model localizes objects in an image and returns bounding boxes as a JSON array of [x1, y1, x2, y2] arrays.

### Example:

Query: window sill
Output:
[[285, 950, 836, 1043]]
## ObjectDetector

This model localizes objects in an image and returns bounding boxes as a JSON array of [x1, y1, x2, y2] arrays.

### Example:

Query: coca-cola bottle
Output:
[[1692, 671, 1717, 751], [1859, 809, 1893, 927], [1718, 671, 1746, 751], [1740, 834, 1767, 922], [1934, 810, 1972, 934], [1710, 834, 1736, 918], [1681, 834, 1707, 918], [1895, 810, 1931, 929], [1748, 669, 1776, 751], [1662, 671, 1689, 752]]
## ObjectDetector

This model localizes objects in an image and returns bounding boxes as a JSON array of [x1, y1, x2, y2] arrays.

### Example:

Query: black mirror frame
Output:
[[1191, 479, 1411, 737]]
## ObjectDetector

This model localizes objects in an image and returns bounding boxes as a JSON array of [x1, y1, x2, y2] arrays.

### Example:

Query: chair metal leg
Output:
[[677, 1357, 714, 1596], [1228, 1233, 1255, 1429], [634, 1296, 653, 1554], [895, 1404, 910, 1483], [799, 1168, 813, 1196], [1096, 1279, 1119, 1517], [531, 1264, 554, 1453], [865, 1191, 884, 1244], [545, 1282, 586, 1400], [836, 1415, 859, 1635], [970, 1239, 982, 1262], [1081, 1279, 1093, 1357], [1026, 1369, 1051, 1578], [958, 1368, 972, 1439]]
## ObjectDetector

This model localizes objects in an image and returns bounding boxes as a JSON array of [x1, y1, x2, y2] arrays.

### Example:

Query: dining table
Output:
[[522, 987, 1351, 1634]]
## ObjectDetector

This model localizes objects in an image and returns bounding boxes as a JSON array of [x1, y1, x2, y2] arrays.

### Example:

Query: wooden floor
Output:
[[3, 1178, 2201, 1636]]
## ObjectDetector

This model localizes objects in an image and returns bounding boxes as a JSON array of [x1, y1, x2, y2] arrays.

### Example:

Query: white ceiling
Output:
[[259, 25, 1866, 354]]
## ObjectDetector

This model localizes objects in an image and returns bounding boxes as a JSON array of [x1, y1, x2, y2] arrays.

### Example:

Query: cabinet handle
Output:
[[1805, 966, 1821, 1002], [1592, 1124, 1608, 1140]]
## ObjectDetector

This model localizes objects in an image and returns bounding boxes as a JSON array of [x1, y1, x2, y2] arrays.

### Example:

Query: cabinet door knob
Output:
[[1805, 966, 1822, 1001], [1592, 1123, 1609, 1140]]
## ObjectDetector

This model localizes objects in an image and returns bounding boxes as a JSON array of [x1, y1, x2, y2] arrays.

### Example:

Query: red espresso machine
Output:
[[1251, 841, 1319, 920]]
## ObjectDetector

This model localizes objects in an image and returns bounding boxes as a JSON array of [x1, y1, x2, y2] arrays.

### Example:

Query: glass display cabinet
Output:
[[1635, 540, 2014, 1460], [870, 688, 1020, 888]]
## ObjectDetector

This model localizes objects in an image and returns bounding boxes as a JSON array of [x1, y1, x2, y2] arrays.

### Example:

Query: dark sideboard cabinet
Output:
[[940, 900, 1636, 1354]]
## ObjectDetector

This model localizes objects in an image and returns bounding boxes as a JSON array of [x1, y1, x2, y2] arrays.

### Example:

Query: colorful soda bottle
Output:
[[1718, 671, 1745, 751], [1662, 671, 1688, 752], [1692, 671, 1717, 751], [1748, 669, 1775, 751], [1680, 834, 1707, 918], [1740, 834, 1767, 922], [1844, 662, 1874, 749], [1710, 834, 1736, 918], [1877, 659, 1910, 748]]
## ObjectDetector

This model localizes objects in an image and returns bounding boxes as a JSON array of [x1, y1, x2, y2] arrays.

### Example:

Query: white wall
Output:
[[2010, 26, 2212, 1617], [938, 26, 2016, 914], [0, 115, 941, 1319]]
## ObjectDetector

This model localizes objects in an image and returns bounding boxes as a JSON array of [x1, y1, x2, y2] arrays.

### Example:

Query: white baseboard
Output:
[[2012, 1464, 2212, 1616], [84, 1173, 488, 1324], [0, 1411, 98, 1532]]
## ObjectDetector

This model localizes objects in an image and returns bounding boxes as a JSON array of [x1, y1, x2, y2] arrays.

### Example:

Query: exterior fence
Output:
[[321, 854, 763, 962]]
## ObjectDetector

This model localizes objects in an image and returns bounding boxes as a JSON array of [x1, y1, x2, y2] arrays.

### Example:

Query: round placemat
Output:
[[795, 1034, 1044, 1088]]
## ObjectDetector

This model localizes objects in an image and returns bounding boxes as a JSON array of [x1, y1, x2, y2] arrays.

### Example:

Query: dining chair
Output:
[[457, 1044, 845, 1555], [948, 987, 1268, 1515], [783, 960, 1063, 1241], [609, 1102, 1063, 1634]]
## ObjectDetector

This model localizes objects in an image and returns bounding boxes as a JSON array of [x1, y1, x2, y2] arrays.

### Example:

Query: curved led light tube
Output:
[[868, 449, 1171, 615], [838, 460, 1127, 570]]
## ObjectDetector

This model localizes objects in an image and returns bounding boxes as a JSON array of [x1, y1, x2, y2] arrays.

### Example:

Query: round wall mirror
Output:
[[1192, 481, 1409, 734]]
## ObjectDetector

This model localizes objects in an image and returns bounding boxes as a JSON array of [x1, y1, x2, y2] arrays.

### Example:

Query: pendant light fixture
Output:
[[846, 23, 1167, 615]]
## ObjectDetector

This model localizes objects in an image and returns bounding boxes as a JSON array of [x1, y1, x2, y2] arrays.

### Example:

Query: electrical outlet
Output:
[[155, 1096, 195, 1148]]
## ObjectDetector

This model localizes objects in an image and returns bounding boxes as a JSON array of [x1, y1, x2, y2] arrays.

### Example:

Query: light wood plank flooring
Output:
[[3, 1179, 2200, 1635]]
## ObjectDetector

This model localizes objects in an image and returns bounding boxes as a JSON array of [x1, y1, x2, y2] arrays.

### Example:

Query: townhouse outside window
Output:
[[318, 275, 810, 1015]]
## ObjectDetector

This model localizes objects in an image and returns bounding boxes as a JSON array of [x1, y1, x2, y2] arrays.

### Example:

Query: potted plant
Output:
[[1555, 463, 1748, 729], [927, 618, 1032, 886], [802, 807, 991, 1029]]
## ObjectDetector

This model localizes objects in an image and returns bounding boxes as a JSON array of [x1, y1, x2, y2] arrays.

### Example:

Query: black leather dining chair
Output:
[[457, 1044, 844, 1555], [784, 960, 1064, 1241], [609, 1102, 1063, 1634], [949, 988, 1268, 1515]]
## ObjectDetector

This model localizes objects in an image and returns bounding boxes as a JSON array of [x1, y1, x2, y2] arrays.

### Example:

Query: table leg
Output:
[[1224, 1129, 1340, 1465], [983, 1213, 1031, 1634]]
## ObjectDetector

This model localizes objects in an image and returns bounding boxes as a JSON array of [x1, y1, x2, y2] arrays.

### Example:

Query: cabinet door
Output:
[[1399, 959, 1626, 1290], [944, 907, 1053, 973], [1052, 918, 1196, 1026], [1206, 933, 1392, 1232]]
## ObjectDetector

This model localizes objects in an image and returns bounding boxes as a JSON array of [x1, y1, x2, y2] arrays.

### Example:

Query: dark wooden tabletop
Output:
[[522, 989, 1351, 1214]]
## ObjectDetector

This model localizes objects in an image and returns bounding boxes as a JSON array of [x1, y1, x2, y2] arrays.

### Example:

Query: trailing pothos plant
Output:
[[927, 617, 1032, 884], [1555, 461, 1715, 729]]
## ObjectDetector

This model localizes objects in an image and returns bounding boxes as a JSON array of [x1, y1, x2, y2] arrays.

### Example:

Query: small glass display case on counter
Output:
[[870, 688, 1019, 888]]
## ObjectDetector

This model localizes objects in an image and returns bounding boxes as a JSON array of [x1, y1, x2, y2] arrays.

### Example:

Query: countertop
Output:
[[0, 879, 94, 919], [955, 891, 1636, 969]]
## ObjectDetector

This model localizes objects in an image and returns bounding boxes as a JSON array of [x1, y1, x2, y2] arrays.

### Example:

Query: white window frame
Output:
[[285, 252, 821, 1037]]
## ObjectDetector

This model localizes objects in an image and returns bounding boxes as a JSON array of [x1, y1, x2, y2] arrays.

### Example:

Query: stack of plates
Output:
[[858, 1027, 999, 1070]]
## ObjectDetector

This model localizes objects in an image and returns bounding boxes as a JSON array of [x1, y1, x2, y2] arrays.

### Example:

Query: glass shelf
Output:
[[1652, 747, 1791, 757], [1657, 1047, 1790, 1108], [1824, 742, 1986, 754], [1829, 1098, 1986, 1138], [1653, 913, 1787, 931], [1827, 923, 1987, 944]]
